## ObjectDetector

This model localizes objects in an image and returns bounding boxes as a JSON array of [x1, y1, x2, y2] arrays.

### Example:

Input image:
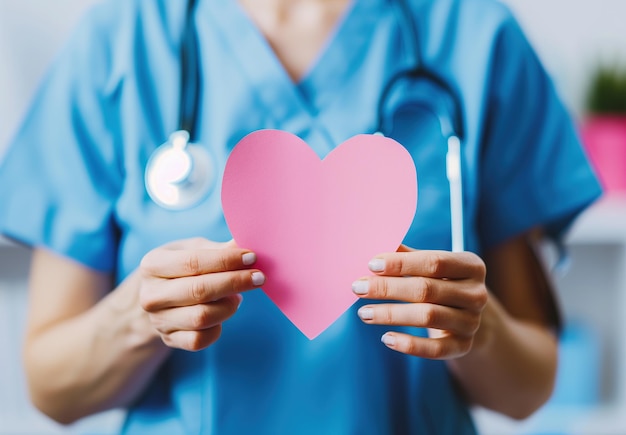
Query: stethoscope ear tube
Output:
[[446, 135, 464, 252], [179, 0, 201, 139], [385, 0, 466, 252]]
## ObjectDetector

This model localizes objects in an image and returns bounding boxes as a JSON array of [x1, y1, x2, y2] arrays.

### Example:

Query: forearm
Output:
[[447, 292, 558, 420], [24, 272, 170, 424]]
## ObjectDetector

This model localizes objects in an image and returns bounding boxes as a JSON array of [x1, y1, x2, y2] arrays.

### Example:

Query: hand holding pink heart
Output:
[[221, 130, 417, 339]]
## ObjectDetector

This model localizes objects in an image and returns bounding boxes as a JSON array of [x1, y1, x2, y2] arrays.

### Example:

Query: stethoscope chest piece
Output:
[[145, 130, 214, 210]]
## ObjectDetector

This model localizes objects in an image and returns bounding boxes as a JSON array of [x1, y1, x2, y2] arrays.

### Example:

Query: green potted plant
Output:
[[580, 62, 626, 193]]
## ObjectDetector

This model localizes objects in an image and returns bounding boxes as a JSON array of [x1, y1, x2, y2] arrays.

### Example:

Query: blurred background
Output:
[[1, 1, 626, 434]]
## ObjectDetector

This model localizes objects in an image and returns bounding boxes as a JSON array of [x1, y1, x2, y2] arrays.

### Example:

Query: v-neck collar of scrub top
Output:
[[203, 0, 389, 157]]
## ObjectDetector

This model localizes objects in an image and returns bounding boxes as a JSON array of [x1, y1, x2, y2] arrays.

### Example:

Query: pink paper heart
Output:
[[222, 130, 417, 339]]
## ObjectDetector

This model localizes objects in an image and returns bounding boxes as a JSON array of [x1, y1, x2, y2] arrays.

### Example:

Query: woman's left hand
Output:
[[352, 245, 489, 359]]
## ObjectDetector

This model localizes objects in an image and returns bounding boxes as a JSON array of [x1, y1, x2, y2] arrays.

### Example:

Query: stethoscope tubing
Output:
[[153, 0, 466, 251], [446, 136, 464, 252], [179, 0, 201, 139], [385, 0, 466, 251]]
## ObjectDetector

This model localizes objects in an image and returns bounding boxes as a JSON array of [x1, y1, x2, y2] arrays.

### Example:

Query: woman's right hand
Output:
[[139, 238, 265, 351]]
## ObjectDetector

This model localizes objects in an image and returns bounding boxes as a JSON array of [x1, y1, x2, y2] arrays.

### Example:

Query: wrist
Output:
[[99, 272, 169, 353], [459, 292, 506, 360]]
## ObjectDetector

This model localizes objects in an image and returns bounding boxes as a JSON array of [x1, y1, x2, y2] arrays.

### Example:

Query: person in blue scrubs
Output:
[[0, 0, 602, 433]]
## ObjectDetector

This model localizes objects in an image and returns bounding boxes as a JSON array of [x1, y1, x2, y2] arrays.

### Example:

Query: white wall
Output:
[[503, 0, 626, 117], [0, 0, 99, 157]]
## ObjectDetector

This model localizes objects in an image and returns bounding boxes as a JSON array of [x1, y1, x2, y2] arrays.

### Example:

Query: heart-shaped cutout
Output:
[[222, 130, 417, 339]]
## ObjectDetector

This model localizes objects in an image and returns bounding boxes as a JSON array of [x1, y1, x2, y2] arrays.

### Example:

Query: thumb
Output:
[[223, 239, 239, 249]]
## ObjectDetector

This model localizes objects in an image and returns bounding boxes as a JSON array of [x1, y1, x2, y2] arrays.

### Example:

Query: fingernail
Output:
[[251, 271, 265, 286], [381, 333, 396, 346], [358, 307, 374, 320], [235, 293, 244, 308], [352, 280, 369, 295], [368, 258, 385, 272], [242, 252, 256, 266]]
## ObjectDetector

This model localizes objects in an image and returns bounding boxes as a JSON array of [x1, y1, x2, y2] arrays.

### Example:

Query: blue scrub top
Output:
[[0, 0, 601, 433]]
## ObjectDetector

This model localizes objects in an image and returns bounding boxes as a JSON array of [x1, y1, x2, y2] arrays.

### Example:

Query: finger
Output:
[[149, 294, 243, 334], [357, 303, 479, 336], [368, 250, 485, 280], [160, 237, 229, 251], [141, 246, 257, 278], [379, 331, 473, 360], [162, 325, 223, 351], [141, 269, 265, 311], [353, 276, 487, 312]]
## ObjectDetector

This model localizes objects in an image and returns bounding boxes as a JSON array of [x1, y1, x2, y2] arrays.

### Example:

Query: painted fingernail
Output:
[[251, 271, 265, 286], [358, 307, 374, 320], [381, 333, 396, 346], [242, 252, 256, 266], [235, 293, 244, 308], [352, 280, 369, 295], [368, 258, 385, 272]]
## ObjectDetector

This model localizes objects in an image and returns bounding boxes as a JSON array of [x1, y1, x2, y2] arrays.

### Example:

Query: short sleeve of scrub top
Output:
[[0, 5, 126, 271], [0, 1, 603, 434], [476, 14, 602, 249]]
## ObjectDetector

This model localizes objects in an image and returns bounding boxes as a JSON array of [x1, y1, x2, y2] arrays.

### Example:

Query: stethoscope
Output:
[[145, 0, 466, 252]]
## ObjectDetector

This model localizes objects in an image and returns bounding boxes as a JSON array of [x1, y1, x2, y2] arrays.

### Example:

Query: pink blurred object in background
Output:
[[580, 116, 626, 193]]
